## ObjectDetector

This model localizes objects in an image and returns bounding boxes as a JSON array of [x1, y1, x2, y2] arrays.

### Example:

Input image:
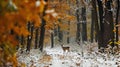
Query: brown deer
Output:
[[61, 45, 70, 52], [76, 62, 81, 67]]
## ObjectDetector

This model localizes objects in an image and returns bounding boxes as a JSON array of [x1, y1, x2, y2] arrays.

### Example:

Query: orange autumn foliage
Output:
[[0, 0, 47, 66], [0, 0, 74, 66], [0, 0, 46, 44]]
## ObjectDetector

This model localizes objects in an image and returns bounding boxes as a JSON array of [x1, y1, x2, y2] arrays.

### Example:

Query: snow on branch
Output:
[[45, 9, 58, 17]]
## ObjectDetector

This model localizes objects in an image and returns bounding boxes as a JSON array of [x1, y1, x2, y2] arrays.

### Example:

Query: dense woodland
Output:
[[0, 0, 120, 67]]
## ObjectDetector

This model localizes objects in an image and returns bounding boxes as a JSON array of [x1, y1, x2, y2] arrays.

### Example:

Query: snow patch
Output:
[[36, 1, 41, 7], [17, 43, 120, 67]]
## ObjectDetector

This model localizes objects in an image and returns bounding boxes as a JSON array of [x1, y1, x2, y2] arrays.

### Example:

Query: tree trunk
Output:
[[103, 0, 114, 48], [115, 0, 119, 43], [51, 32, 54, 48], [58, 25, 63, 42], [91, 0, 99, 42], [67, 0, 71, 44], [81, 7, 87, 42], [76, 0, 81, 42], [26, 22, 31, 52], [20, 35, 24, 46], [97, 0, 104, 49], [67, 21, 70, 44], [20, 35, 25, 52], [30, 23, 34, 40], [39, 19, 46, 51], [35, 28, 39, 49], [76, 9, 80, 42], [90, 9, 94, 43], [54, 28, 57, 36], [39, 0, 48, 51]]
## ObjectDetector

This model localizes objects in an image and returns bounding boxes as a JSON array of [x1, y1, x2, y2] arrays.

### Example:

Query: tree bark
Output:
[[58, 25, 63, 42], [35, 28, 39, 49], [103, 0, 114, 48], [97, 0, 104, 49], [115, 0, 119, 43], [90, 9, 94, 43], [91, 0, 99, 42], [54, 28, 57, 36], [39, 19, 46, 51], [51, 32, 54, 48], [67, 21, 70, 44], [26, 22, 32, 52], [81, 7, 87, 41], [76, 0, 81, 42], [39, 0, 48, 52], [20, 35, 24, 46], [91, 0, 100, 43], [30, 23, 34, 40]]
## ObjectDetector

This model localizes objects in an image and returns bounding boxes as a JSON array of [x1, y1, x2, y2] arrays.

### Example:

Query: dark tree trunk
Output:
[[51, 32, 54, 48], [81, 7, 87, 41], [30, 23, 34, 40], [20, 35, 25, 52], [76, 9, 81, 42], [97, 0, 115, 51], [67, 21, 70, 44], [26, 22, 32, 52], [20, 35, 24, 45], [39, 19, 46, 51], [103, 0, 114, 48], [39, 0, 48, 51], [54, 28, 57, 36], [67, 0, 71, 44], [115, 0, 119, 43], [58, 25, 63, 42], [26, 35, 31, 52], [76, 22, 81, 42], [91, 0, 99, 42], [76, 0, 81, 42], [35, 28, 39, 49], [97, 0, 104, 49]]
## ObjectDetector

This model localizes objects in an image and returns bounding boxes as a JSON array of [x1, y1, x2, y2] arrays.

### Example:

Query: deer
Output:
[[61, 44, 70, 53]]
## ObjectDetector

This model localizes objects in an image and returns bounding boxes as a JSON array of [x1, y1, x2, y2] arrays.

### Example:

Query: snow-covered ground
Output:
[[17, 43, 120, 67]]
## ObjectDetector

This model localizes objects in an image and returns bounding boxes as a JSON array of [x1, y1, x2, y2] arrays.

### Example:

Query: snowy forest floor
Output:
[[17, 42, 120, 67]]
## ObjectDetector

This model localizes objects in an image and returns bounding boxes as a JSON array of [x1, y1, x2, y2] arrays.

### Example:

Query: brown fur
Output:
[[61, 45, 70, 52]]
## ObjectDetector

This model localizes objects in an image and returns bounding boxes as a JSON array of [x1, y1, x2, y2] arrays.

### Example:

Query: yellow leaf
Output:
[[39, 0, 46, 13], [113, 29, 116, 32]]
